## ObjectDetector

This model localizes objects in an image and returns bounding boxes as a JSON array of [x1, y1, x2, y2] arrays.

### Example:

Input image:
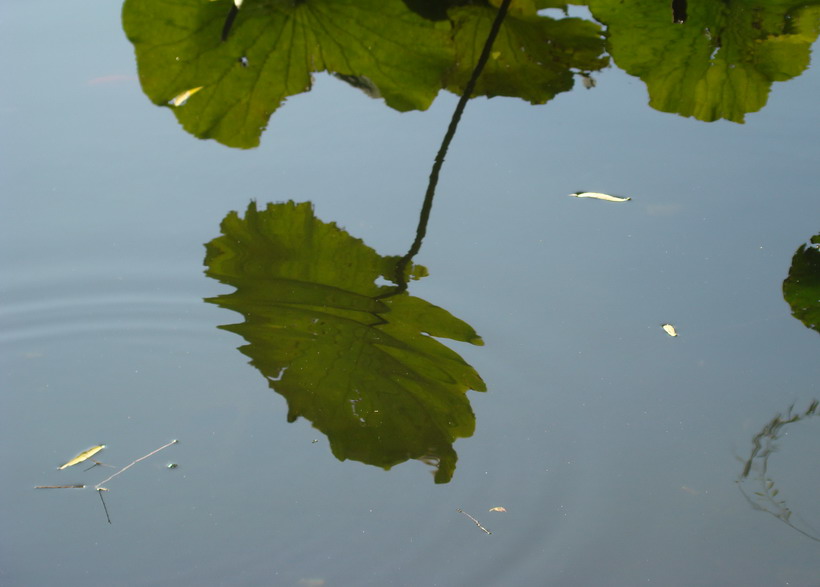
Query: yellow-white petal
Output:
[[569, 192, 631, 202], [58, 445, 105, 470], [661, 323, 678, 337]]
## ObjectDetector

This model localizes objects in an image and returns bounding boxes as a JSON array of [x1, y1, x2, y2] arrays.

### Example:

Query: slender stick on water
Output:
[[34, 485, 86, 489], [97, 489, 112, 524], [94, 439, 178, 490], [457, 508, 492, 535], [35, 439, 179, 524]]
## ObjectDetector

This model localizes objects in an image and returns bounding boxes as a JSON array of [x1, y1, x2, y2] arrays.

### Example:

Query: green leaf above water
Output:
[[587, 0, 820, 122], [123, 0, 455, 148], [444, 4, 608, 103], [204, 201, 485, 483], [122, 0, 607, 148]]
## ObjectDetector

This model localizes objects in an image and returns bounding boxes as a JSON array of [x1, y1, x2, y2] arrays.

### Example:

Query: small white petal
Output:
[[661, 323, 679, 337], [569, 192, 631, 202]]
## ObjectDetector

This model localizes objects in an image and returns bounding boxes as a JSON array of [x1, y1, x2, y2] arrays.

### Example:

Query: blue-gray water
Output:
[[2, 2, 819, 586]]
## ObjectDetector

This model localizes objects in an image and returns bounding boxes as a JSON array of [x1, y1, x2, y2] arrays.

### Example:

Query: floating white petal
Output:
[[569, 192, 631, 202], [661, 323, 679, 337]]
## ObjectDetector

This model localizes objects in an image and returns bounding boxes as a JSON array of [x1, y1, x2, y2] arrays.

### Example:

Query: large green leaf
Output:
[[123, 0, 455, 148], [122, 0, 608, 148], [588, 0, 820, 122], [204, 201, 485, 483], [783, 234, 820, 334], [445, 4, 608, 103]]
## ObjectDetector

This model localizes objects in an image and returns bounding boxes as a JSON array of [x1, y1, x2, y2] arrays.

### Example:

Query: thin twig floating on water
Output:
[[457, 508, 492, 535], [94, 439, 179, 491], [97, 488, 111, 524], [34, 485, 86, 489]]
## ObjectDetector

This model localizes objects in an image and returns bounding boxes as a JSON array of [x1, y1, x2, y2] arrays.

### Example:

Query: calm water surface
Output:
[[2, 2, 819, 586]]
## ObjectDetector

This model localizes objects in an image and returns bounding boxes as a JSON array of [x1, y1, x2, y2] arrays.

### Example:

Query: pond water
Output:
[[2, 1, 819, 586]]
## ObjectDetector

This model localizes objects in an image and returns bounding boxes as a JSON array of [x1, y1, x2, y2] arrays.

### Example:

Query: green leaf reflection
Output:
[[588, 0, 820, 122], [121, 0, 606, 148], [783, 234, 820, 334], [204, 201, 485, 483]]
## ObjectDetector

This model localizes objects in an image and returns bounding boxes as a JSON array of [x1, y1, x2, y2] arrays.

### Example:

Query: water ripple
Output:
[[0, 275, 225, 346]]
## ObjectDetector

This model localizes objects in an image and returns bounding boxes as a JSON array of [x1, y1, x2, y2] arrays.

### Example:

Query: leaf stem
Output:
[[389, 0, 513, 294]]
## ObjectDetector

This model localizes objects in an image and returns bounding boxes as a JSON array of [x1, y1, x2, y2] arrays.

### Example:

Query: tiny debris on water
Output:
[[488, 506, 507, 512], [661, 323, 679, 337], [166, 463, 178, 469], [569, 191, 631, 202], [579, 72, 596, 89]]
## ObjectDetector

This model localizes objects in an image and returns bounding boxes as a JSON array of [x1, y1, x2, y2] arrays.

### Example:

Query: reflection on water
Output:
[[3, 0, 820, 583], [737, 400, 820, 542], [203, 201, 485, 483]]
